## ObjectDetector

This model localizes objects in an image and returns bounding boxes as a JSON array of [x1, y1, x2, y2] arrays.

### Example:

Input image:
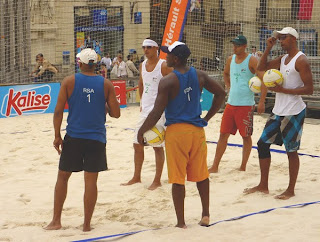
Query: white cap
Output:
[[277, 27, 299, 39], [77, 48, 97, 64]]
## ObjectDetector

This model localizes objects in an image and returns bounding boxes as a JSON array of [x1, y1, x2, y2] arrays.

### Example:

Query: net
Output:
[[0, 0, 319, 99]]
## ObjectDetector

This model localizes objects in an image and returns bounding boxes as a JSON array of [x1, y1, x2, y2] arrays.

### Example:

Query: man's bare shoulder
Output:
[[61, 74, 75, 86], [161, 60, 173, 76]]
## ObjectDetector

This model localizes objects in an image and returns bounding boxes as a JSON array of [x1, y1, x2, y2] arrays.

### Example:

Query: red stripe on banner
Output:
[[298, 0, 314, 20]]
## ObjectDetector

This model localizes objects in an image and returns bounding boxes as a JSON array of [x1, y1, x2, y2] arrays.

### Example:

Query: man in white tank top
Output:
[[244, 27, 314, 200], [121, 38, 172, 190]]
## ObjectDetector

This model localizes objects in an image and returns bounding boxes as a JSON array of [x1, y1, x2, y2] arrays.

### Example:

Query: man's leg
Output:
[[275, 151, 299, 200], [240, 136, 252, 171], [244, 157, 271, 194], [45, 170, 72, 230], [196, 178, 210, 226], [121, 143, 144, 185], [244, 141, 271, 194], [172, 183, 186, 228], [83, 171, 99, 232], [148, 147, 165, 190], [208, 133, 230, 173]]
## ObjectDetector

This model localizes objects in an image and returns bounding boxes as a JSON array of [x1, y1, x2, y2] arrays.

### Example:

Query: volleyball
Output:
[[263, 69, 284, 87], [248, 76, 262, 93], [143, 125, 165, 146]]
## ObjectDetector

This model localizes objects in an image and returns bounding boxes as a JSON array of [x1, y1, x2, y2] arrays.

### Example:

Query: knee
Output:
[[257, 141, 271, 159], [133, 143, 144, 153]]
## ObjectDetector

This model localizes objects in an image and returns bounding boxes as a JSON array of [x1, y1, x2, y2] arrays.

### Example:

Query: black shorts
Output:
[[59, 134, 107, 172]]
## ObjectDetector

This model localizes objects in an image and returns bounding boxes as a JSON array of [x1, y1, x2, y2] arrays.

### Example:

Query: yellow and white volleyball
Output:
[[143, 125, 165, 146], [263, 69, 284, 87], [248, 76, 262, 93]]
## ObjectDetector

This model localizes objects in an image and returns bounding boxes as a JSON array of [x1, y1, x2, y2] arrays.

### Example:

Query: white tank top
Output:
[[141, 58, 165, 117], [273, 51, 306, 116]]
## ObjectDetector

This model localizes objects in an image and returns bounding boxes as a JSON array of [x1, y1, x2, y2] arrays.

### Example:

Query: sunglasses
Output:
[[278, 35, 289, 40], [142, 46, 152, 49]]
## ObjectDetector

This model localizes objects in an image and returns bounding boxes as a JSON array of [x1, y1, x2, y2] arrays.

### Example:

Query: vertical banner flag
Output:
[[159, 0, 191, 59]]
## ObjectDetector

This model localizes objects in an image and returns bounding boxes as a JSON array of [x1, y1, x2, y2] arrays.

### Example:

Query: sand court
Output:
[[0, 106, 319, 242]]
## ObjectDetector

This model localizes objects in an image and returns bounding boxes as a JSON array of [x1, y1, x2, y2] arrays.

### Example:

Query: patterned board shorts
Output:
[[258, 109, 306, 152]]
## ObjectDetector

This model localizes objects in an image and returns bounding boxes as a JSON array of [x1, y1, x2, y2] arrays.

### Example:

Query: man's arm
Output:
[[104, 79, 120, 118], [137, 75, 173, 145], [199, 70, 226, 122], [138, 63, 143, 99], [223, 56, 232, 89], [269, 55, 313, 95], [257, 37, 282, 71], [249, 56, 266, 114], [53, 76, 71, 154], [256, 70, 267, 114]]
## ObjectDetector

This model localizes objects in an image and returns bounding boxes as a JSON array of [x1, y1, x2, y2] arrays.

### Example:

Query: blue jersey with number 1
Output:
[[66, 73, 106, 143]]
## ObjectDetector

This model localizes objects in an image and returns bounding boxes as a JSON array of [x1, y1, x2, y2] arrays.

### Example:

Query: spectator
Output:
[[126, 54, 139, 78], [132, 50, 140, 68], [99, 63, 107, 78], [115, 55, 127, 78], [101, 53, 112, 79], [30, 53, 58, 82]]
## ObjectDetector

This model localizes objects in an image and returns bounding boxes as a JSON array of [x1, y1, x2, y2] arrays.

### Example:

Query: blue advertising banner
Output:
[[0, 83, 60, 118], [93, 9, 107, 25]]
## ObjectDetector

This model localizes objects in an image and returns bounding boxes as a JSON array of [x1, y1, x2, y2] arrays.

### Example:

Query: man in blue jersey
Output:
[[208, 35, 266, 173], [137, 41, 226, 228], [45, 48, 120, 232]]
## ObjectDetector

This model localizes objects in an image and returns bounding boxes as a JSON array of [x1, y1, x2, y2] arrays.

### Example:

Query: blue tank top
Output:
[[66, 73, 106, 143], [165, 67, 207, 127], [227, 54, 255, 106]]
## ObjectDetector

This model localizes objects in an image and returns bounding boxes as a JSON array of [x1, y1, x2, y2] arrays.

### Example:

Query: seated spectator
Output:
[[126, 54, 139, 78], [30, 53, 58, 82]]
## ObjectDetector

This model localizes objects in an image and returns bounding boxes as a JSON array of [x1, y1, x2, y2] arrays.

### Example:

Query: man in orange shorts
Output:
[[136, 41, 226, 228], [208, 35, 266, 173]]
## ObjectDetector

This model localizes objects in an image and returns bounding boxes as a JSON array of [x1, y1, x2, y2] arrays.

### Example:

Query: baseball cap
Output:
[[76, 48, 97, 64], [276, 27, 299, 39], [160, 41, 191, 59], [231, 35, 247, 45]]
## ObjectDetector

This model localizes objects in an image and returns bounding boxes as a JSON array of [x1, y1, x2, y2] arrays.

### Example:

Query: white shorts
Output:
[[133, 114, 166, 147]]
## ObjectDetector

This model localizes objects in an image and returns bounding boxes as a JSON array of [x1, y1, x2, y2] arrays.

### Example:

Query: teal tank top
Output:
[[227, 54, 255, 106]]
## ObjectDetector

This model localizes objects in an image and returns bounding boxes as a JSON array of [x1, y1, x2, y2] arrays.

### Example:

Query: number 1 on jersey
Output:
[[87, 94, 91, 103]]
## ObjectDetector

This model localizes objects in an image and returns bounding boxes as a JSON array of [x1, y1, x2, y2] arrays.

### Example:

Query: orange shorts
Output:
[[220, 104, 254, 137], [165, 123, 209, 185]]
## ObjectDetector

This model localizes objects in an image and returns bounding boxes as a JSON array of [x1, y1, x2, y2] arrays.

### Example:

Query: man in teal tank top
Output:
[[136, 41, 226, 228], [208, 35, 266, 173]]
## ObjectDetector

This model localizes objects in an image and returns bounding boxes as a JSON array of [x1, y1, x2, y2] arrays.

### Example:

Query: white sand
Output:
[[0, 106, 320, 242]]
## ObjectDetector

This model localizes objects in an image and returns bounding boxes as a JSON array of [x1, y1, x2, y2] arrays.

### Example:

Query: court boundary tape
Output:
[[206, 141, 320, 158], [72, 200, 320, 242]]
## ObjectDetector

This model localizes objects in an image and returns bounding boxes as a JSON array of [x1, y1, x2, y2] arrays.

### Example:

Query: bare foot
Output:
[[199, 216, 210, 227], [120, 179, 141, 186], [275, 191, 295, 200], [83, 224, 92, 232], [148, 182, 162, 190], [243, 186, 269, 195], [238, 166, 246, 171], [44, 221, 62, 230], [208, 166, 218, 173], [175, 224, 187, 229]]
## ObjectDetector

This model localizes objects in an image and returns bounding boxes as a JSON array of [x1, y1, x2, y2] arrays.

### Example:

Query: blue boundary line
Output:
[[206, 141, 320, 158], [72, 201, 320, 242]]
